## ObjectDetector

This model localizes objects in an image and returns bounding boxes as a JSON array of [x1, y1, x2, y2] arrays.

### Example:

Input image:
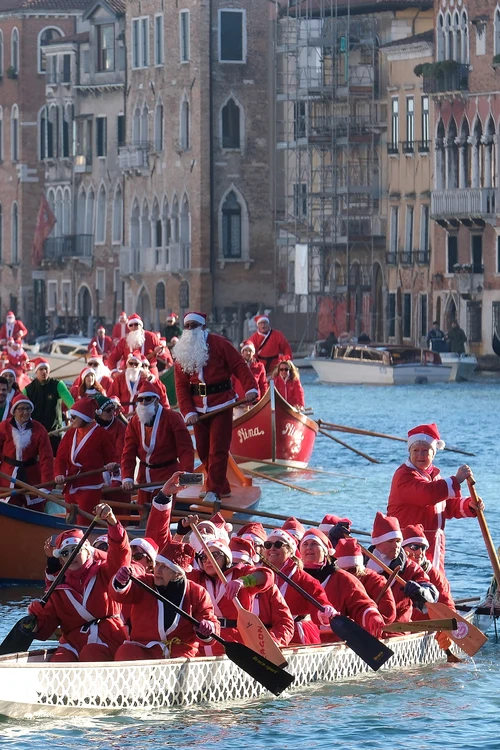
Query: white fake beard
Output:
[[126, 367, 141, 384], [173, 328, 209, 375], [12, 424, 32, 460], [136, 403, 157, 424], [126, 329, 145, 350]]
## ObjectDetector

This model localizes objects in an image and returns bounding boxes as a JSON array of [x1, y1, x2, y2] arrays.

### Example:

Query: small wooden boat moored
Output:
[[230, 382, 318, 469], [0, 631, 461, 719]]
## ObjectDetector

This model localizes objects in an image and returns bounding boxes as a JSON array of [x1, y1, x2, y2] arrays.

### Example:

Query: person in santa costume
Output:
[[4, 334, 30, 380], [139, 356, 169, 407], [27, 503, 130, 662], [83, 347, 113, 392], [248, 315, 292, 376], [121, 380, 194, 513], [108, 351, 143, 415], [231, 341, 268, 401], [262, 528, 333, 644], [173, 311, 258, 503], [89, 325, 113, 362], [0, 311, 27, 346], [156, 336, 174, 373], [188, 533, 273, 655], [23, 359, 74, 456], [271, 357, 305, 410], [70, 366, 107, 401], [365, 512, 439, 622], [0, 374, 14, 421], [54, 397, 118, 525], [0, 393, 54, 510], [107, 313, 163, 377], [402, 523, 455, 619], [387, 423, 484, 575], [112, 312, 128, 345], [282, 517, 305, 543], [110, 540, 219, 660], [163, 313, 182, 348], [333, 537, 396, 625]]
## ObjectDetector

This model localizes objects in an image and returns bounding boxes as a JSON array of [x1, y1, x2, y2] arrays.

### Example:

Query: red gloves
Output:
[[28, 600, 46, 618], [197, 619, 216, 638], [318, 605, 339, 626], [115, 566, 132, 587], [365, 610, 385, 639], [224, 579, 244, 600]]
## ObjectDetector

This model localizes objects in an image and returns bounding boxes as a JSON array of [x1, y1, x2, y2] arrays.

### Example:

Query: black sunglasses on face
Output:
[[407, 543, 426, 551], [263, 540, 288, 550]]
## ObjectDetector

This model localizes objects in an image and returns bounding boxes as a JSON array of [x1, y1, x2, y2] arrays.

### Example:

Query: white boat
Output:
[[0, 632, 457, 719], [25, 337, 91, 381], [438, 352, 477, 382], [310, 344, 452, 386]]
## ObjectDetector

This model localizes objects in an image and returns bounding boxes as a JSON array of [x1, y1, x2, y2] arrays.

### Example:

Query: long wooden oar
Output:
[[242, 467, 327, 496], [317, 420, 475, 457], [318, 428, 381, 464], [47, 424, 72, 437], [375, 566, 401, 605], [189, 523, 287, 667], [0, 467, 111, 499], [232, 455, 366, 481], [382, 618, 457, 634], [0, 516, 99, 656], [357, 542, 487, 657], [260, 555, 393, 671], [129, 575, 294, 696], [467, 477, 500, 588]]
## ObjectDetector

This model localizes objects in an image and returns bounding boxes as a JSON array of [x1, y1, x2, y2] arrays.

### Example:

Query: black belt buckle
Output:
[[198, 382, 207, 397]]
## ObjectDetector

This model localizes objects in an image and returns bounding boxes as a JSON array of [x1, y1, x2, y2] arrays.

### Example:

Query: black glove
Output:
[[153, 490, 172, 506], [46, 556, 62, 574], [176, 518, 191, 536], [329, 520, 351, 546], [403, 580, 424, 598]]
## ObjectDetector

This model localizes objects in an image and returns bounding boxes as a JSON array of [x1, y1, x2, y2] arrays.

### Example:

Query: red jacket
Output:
[[121, 406, 194, 486], [88, 336, 113, 358], [275, 560, 331, 644], [316, 567, 383, 641], [54, 422, 116, 492], [108, 331, 162, 370], [0, 320, 27, 343], [366, 553, 436, 622], [411, 561, 455, 621], [0, 418, 54, 497], [175, 333, 258, 419], [251, 584, 295, 646], [273, 376, 305, 408], [144, 492, 173, 551], [388, 460, 475, 573], [231, 359, 268, 400], [110, 572, 219, 658], [33, 522, 130, 657], [112, 321, 128, 344], [101, 416, 126, 466], [108, 372, 141, 414], [248, 329, 293, 374], [359, 568, 396, 624]]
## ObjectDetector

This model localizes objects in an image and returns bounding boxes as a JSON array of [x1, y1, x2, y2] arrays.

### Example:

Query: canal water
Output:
[[1, 372, 500, 749]]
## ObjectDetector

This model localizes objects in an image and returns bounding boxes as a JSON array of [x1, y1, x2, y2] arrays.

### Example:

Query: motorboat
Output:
[[25, 337, 91, 381], [438, 352, 477, 381]]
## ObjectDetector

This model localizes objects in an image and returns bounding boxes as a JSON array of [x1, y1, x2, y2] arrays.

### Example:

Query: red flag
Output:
[[32, 193, 56, 267]]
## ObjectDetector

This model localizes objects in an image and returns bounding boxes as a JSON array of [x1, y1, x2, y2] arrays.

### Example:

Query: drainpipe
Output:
[[209, 0, 216, 318]]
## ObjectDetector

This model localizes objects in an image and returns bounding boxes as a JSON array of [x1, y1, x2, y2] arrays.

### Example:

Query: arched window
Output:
[[11, 202, 18, 263], [54, 188, 63, 237], [112, 185, 123, 243], [454, 12, 461, 62], [171, 196, 179, 242], [180, 195, 190, 268], [180, 98, 189, 150], [447, 118, 458, 189], [11, 28, 19, 73], [495, 9, 500, 55], [222, 191, 241, 258], [445, 13, 452, 59], [459, 118, 470, 188], [85, 188, 95, 235], [130, 198, 140, 248], [63, 187, 71, 234], [155, 281, 166, 310], [48, 104, 59, 158], [0, 31, 4, 77], [11, 104, 19, 161], [132, 106, 141, 144], [152, 198, 161, 248], [462, 12, 469, 64], [154, 101, 164, 151], [96, 184, 106, 243], [221, 97, 241, 149], [437, 14, 445, 62], [435, 119, 446, 190], [77, 188, 86, 235], [38, 27, 63, 73], [0, 107, 3, 162], [162, 196, 170, 247], [63, 104, 73, 158], [141, 104, 149, 143], [141, 198, 151, 248], [39, 107, 47, 160]]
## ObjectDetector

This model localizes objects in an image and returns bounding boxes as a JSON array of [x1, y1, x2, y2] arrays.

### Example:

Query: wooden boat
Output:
[[159, 366, 177, 406], [0, 458, 260, 584], [230, 382, 318, 469], [0, 631, 460, 719], [24, 337, 91, 381]]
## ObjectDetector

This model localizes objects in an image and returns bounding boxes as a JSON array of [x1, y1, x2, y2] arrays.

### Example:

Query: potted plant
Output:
[[6, 66, 17, 79]]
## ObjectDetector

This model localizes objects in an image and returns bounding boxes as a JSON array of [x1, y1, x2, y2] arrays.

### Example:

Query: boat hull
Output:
[[310, 358, 452, 385], [159, 366, 177, 406], [230, 385, 318, 468], [439, 353, 477, 381], [0, 632, 456, 718]]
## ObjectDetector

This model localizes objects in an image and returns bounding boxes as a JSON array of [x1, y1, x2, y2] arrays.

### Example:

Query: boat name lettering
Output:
[[238, 426, 265, 443]]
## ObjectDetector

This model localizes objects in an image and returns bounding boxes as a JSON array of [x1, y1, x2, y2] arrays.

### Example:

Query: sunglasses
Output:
[[128, 362, 140, 367], [279, 368, 290, 372], [132, 551, 150, 561], [137, 396, 156, 404], [263, 540, 288, 550], [59, 546, 78, 559], [406, 543, 427, 551], [129, 323, 140, 328], [197, 550, 224, 562], [184, 322, 201, 330]]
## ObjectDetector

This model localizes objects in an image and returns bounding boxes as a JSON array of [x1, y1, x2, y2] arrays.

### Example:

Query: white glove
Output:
[[318, 605, 339, 626]]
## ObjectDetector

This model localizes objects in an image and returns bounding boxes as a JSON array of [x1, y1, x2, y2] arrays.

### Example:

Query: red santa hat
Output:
[[10, 393, 34, 415], [127, 350, 142, 364], [206, 537, 232, 566], [407, 423, 445, 454], [97, 325, 105, 333], [93, 534, 108, 550], [156, 541, 194, 574], [184, 311, 207, 326], [31, 357, 50, 373], [203, 512, 232, 538], [136, 379, 162, 401], [229, 536, 255, 565], [371, 512, 403, 545], [318, 514, 351, 534], [237, 521, 267, 545], [300, 528, 334, 557], [87, 343, 101, 360], [334, 537, 364, 570], [13, 331, 23, 341], [6, 311, 15, 321], [53, 529, 87, 557], [119, 311, 127, 320], [127, 313, 143, 328], [282, 517, 305, 541], [268, 528, 298, 555], [402, 524, 429, 549], [240, 340, 255, 354], [80, 367, 96, 382], [141, 356, 150, 367], [0, 368, 17, 378], [69, 397, 96, 423], [130, 536, 159, 561], [255, 315, 270, 324], [166, 313, 178, 322]]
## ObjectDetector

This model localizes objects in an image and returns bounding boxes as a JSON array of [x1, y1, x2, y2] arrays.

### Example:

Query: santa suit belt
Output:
[[139, 458, 178, 470], [217, 618, 237, 628], [80, 614, 121, 633], [4, 455, 39, 468], [190, 380, 231, 396], [294, 614, 311, 623]]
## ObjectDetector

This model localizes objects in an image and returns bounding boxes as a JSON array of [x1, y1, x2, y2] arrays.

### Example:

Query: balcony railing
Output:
[[386, 252, 397, 265], [118, 142, 151, 171], [415, 249, 430, 265], [399, 250, 413, 265], [418, 140, 430, 153], [431, 188, 497, 218], [43, 234, 93, 260], [423, 63, 469, 94], [402, 141, 415, 154], [387, 143, 399, 155]]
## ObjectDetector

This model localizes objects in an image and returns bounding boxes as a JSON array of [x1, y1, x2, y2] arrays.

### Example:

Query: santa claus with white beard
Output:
[[108, 351, 143, 416], [0, 392, 54, 510], [121, 380, 194, 514], [174, 312, 258, 503], [112, 311, 128, 345], [107, 314, 163, 377], [0, 311, 28, 346]]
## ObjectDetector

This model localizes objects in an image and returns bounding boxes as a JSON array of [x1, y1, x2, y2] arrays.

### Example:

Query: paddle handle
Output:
[[197, 399, 249, 422], [382, 618, 457, 634], [467, 477, 500, 588], [0, 471, 60, 505], [42, 517, 99, 604], [317, 427, 381, 464], [260, 555, 325, 613], [242, 467, 321, 496], [374, 565, 401, 604]]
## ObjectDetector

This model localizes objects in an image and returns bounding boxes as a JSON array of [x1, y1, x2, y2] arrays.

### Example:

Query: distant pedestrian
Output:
[[447, 321, 467, 355], [426, 321, 445, 350]]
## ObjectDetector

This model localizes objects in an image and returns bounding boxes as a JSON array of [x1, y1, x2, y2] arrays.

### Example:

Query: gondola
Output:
[[492, 330, 500, 357]]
